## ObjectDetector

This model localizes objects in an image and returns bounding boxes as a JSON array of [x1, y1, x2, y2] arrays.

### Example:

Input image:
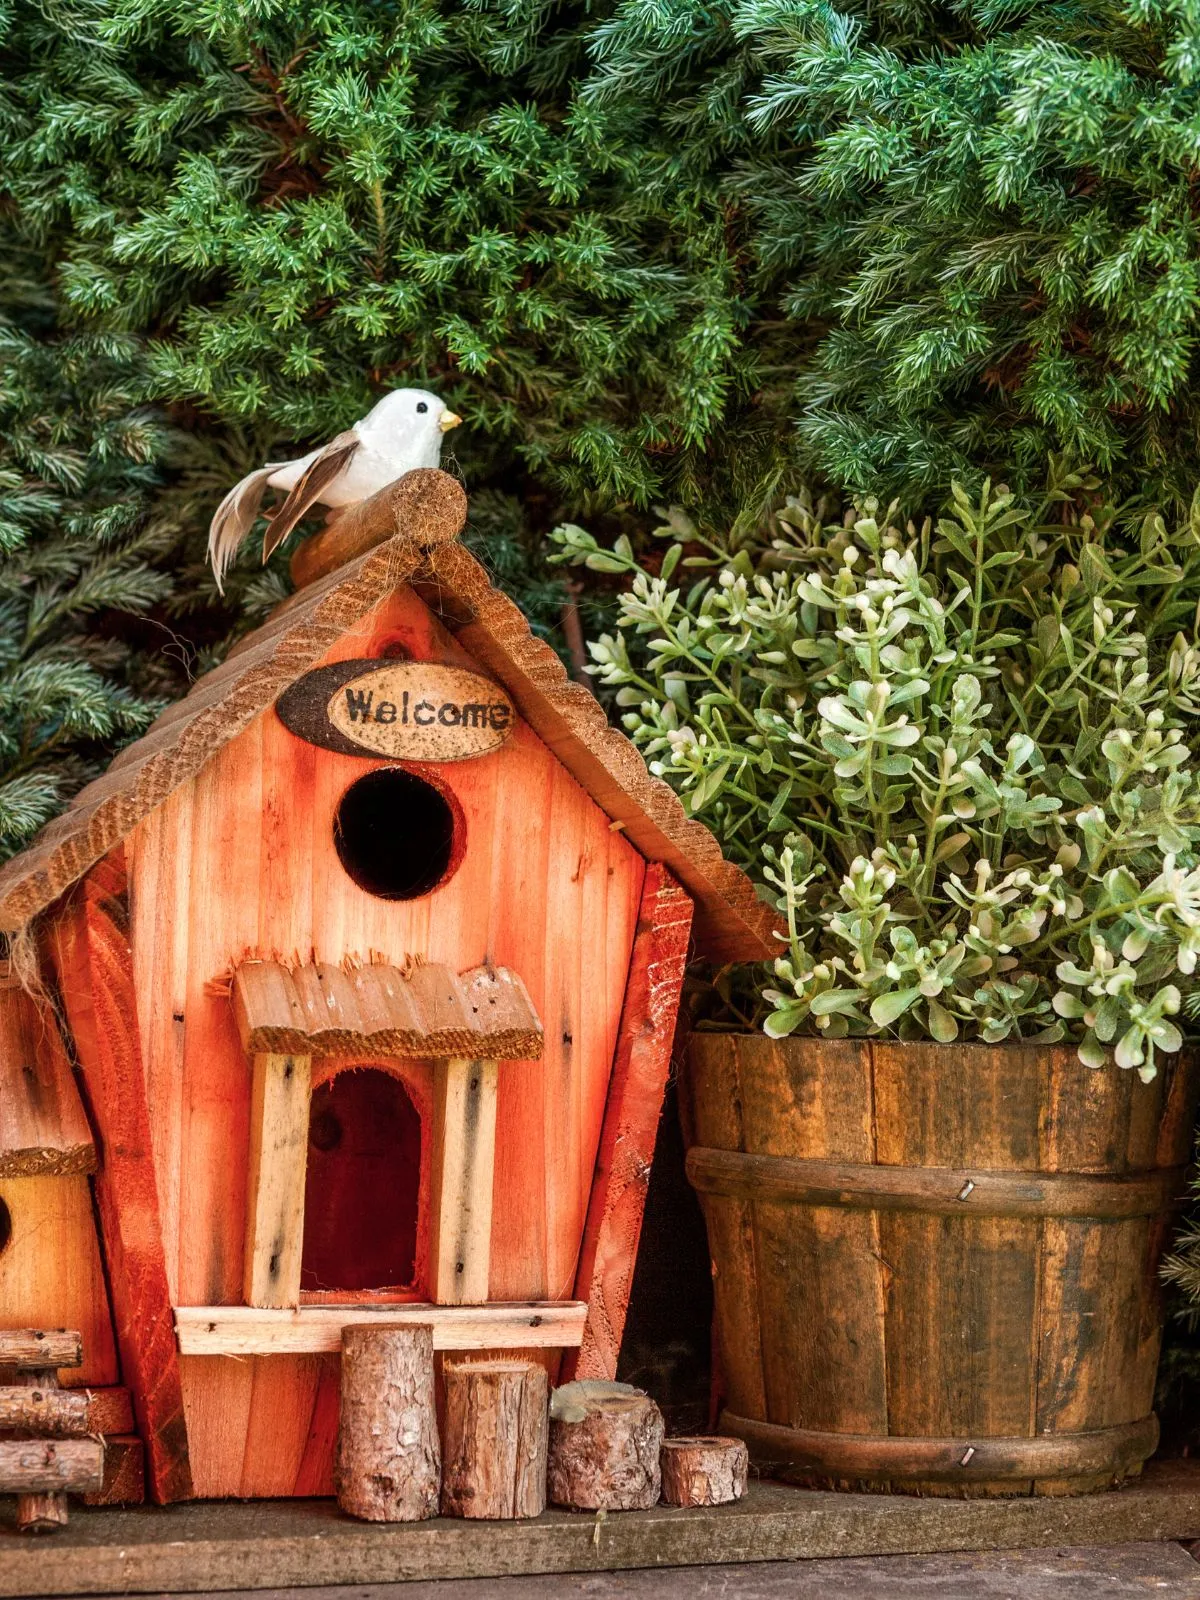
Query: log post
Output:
[[430, 1058, 499, 1304], [547, 1380, 664, 1511], [441, 1360, 549, 1520], [336, 1324, 440, 1522], [0, 1440, 104, 1498], [289, 469, 468, 590], [660, 1436, 749, 1506]]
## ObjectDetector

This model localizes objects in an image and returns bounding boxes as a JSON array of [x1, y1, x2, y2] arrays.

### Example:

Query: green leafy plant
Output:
[[556, 466, 1200, 1076]]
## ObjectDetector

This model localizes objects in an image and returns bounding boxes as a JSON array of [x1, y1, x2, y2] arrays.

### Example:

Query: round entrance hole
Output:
[[0, 1197, 11, 1258], [333, 767, 459, 900]]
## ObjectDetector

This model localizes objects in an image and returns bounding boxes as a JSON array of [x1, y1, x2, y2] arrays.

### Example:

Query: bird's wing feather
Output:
[[261, 430, 360, 561], [207, 463, 285, 594]]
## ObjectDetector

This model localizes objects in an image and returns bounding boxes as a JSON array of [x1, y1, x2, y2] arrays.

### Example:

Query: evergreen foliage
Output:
[[0, 0, 770, 529], [462, 489, 572, 646], [0, 237, 197, 860], [586, 0, 1200, 501], [6, 0, 1200, 848], [9, 0, 1200, 517]]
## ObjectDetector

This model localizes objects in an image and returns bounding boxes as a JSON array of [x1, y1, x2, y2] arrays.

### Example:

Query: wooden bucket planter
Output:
[[684, 1034, 1198, 1497]]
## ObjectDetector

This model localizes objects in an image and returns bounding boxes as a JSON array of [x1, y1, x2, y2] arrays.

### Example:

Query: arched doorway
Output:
[[301, 1067, 424, 1293]]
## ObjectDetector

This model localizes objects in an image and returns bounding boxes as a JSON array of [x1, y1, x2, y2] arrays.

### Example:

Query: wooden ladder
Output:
[[0, 1329, 104, 1532]]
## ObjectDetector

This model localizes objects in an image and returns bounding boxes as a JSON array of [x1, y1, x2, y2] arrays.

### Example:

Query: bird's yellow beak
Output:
[[440, 411, 462, 433]]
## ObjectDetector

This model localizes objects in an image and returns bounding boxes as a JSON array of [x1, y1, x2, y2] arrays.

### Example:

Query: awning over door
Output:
[[231, 958, 543, 1062]]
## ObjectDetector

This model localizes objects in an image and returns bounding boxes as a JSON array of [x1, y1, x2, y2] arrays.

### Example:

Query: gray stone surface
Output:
[[2, 1464, 1199, 1597], [160, 1543, 1200, 1600]]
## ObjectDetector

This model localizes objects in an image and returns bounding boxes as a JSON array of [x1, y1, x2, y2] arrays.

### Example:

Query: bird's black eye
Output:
[[416, 402, 428, 413]]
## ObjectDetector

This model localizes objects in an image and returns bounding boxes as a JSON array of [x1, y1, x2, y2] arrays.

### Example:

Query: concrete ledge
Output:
[[2, 1462, 1199, 1596]]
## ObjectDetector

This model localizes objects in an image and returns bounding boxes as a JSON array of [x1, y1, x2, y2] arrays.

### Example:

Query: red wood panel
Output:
[[47, 850, 193, 1503], [180, 724, 261, 1311], [485, 710, 555, 1304], [294, 1356, 340, 1496], [564, 864, 693, 1381], [125, 778, 192, 1301]]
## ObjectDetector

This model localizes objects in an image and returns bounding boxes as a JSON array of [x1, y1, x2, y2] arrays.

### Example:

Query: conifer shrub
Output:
[[0, 0, 765, 516], [9, 1, 1200, 512], [0, 241, 196, 859], [585, 0, 1200, 501], [6, 0, 1200, 848], [557, 466, 1200, 1077]]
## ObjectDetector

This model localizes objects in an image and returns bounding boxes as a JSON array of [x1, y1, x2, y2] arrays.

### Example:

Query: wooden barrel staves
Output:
[[683, 1036, 1198, 1497]]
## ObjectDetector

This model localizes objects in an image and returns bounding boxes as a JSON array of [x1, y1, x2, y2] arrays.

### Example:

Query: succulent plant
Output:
[[555, 467, 1200, 1078]]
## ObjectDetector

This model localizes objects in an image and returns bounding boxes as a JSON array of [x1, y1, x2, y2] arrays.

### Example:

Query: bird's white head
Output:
[[360, 387, 462, 466]]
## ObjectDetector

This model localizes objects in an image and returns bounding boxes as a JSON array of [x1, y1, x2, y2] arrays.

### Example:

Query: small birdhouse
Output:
[[0, 471, 774, 1505], [0, 971, 142, 1506]]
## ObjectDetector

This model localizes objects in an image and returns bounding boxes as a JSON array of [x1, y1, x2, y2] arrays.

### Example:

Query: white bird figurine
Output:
[[207, 387, 462, 591]]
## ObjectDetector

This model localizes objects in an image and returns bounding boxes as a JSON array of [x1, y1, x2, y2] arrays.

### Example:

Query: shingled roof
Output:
[[0, 471, 780, 964]]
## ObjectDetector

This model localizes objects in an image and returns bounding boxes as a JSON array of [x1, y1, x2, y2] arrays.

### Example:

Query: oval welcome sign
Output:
[[276, 658, 515, 763]]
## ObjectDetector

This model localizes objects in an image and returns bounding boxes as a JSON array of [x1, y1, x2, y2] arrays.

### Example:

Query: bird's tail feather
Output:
[[207, 465, 282, 593]]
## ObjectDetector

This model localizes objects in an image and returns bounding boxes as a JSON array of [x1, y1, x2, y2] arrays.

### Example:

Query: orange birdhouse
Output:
[[0, 471, 775, 1505]]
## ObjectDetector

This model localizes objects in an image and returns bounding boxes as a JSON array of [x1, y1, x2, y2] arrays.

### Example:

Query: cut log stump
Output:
[[441, 1360, 549, 1520], [547, 1380, 664, 1512], [13, 1492, 69, 1535], [660, 1436, 749, 1506], [336, 1324, 440, 1522]]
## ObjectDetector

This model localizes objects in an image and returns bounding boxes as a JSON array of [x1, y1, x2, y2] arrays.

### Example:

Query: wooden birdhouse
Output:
[[0, 470, 774, 1506]]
